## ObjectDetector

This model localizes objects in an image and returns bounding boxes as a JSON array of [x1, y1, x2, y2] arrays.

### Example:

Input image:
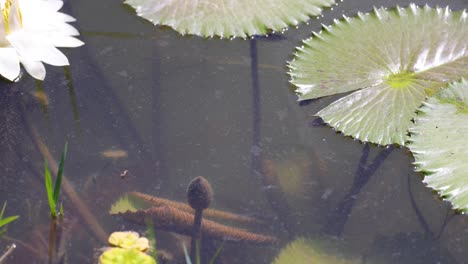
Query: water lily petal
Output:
[[47, 35, 84, 48], [54, 12, 77, 22], [20, 56, 45, 80], [24, 0, 63, 12], [36, 46, 69, 66], [0, 48, 20, 81], [22, 18, 80, 36], [7, 31, 69, 66]]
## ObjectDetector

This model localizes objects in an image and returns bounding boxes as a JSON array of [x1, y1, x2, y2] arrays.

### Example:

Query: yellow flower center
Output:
[[2, 0, 22, 34]]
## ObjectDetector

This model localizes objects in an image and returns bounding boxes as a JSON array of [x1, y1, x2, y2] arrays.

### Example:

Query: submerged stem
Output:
[[190, 210, 203, 262]]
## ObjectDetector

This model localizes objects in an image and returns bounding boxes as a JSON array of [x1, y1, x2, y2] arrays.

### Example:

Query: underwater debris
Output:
[[112, 205, 279, 245], [30, 91, 49, 106], [100, 149, 128, 160], [128, 192, 258, 225]]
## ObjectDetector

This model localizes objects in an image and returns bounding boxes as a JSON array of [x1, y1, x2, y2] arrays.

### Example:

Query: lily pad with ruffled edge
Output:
[[99, 248, 156, 264], [124, 0, 335, 38], [408, 79, 468, 212], [288, 4, 468, 146], [108, 231, 150, 251]]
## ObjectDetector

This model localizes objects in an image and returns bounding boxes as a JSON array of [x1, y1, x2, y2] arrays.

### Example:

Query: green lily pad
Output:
[[289, 4, 468, 145], [408, 79, 468, 212], [272, 238, 359, 264], [99, 248, 156, 264], [124, 0, 335, 38]]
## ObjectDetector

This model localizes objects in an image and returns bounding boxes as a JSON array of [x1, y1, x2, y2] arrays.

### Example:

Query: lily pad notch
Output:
[[124, 0, 336, 38], [288, 4, 468, 146]]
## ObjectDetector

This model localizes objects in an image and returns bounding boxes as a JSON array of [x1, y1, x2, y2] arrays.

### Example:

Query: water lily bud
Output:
[[187, 176, 213, 210]]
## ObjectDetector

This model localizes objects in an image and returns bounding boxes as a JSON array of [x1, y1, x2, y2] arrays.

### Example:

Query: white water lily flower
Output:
[[0, 0, 84, 81]]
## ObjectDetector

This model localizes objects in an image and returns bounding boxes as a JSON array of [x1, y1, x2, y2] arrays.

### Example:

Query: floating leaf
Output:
[[289, 4, 468, 145], [408, 80, 468, 212], [124, 0, 335, 38], [99, 248, 156, 264], [272, 238, 359, 264]]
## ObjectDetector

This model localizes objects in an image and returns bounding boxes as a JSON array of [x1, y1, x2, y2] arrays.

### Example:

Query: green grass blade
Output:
[[53, 142, 68, 204], [59, 203, 64, 216], [44, 160, 56, 217], [0, 215, 19, 228], [209, 241, 224, 264]]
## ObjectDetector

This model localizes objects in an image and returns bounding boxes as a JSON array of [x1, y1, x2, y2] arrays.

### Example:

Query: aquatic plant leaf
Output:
[[109, 194, 152, 214], [0, 215, 19, 229], [99, 248, 156, 264], [289, 4, 468, 145], [272, 238, 359, 264], [208, 242, 224, 264], [53, 142, 68, 205], [124, 0, 335, 38], [44, 160, 57, 217], [408, 80, 468, 212], [145, 218, 158, 260], [108, 231, 150, 251]]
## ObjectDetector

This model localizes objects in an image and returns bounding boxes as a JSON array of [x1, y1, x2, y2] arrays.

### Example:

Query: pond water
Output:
[[1, 0, 468, 263]]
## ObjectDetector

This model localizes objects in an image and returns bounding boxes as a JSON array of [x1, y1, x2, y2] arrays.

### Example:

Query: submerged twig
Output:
[[2, 236, 42, 259], [0, 243, 16, 263]]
